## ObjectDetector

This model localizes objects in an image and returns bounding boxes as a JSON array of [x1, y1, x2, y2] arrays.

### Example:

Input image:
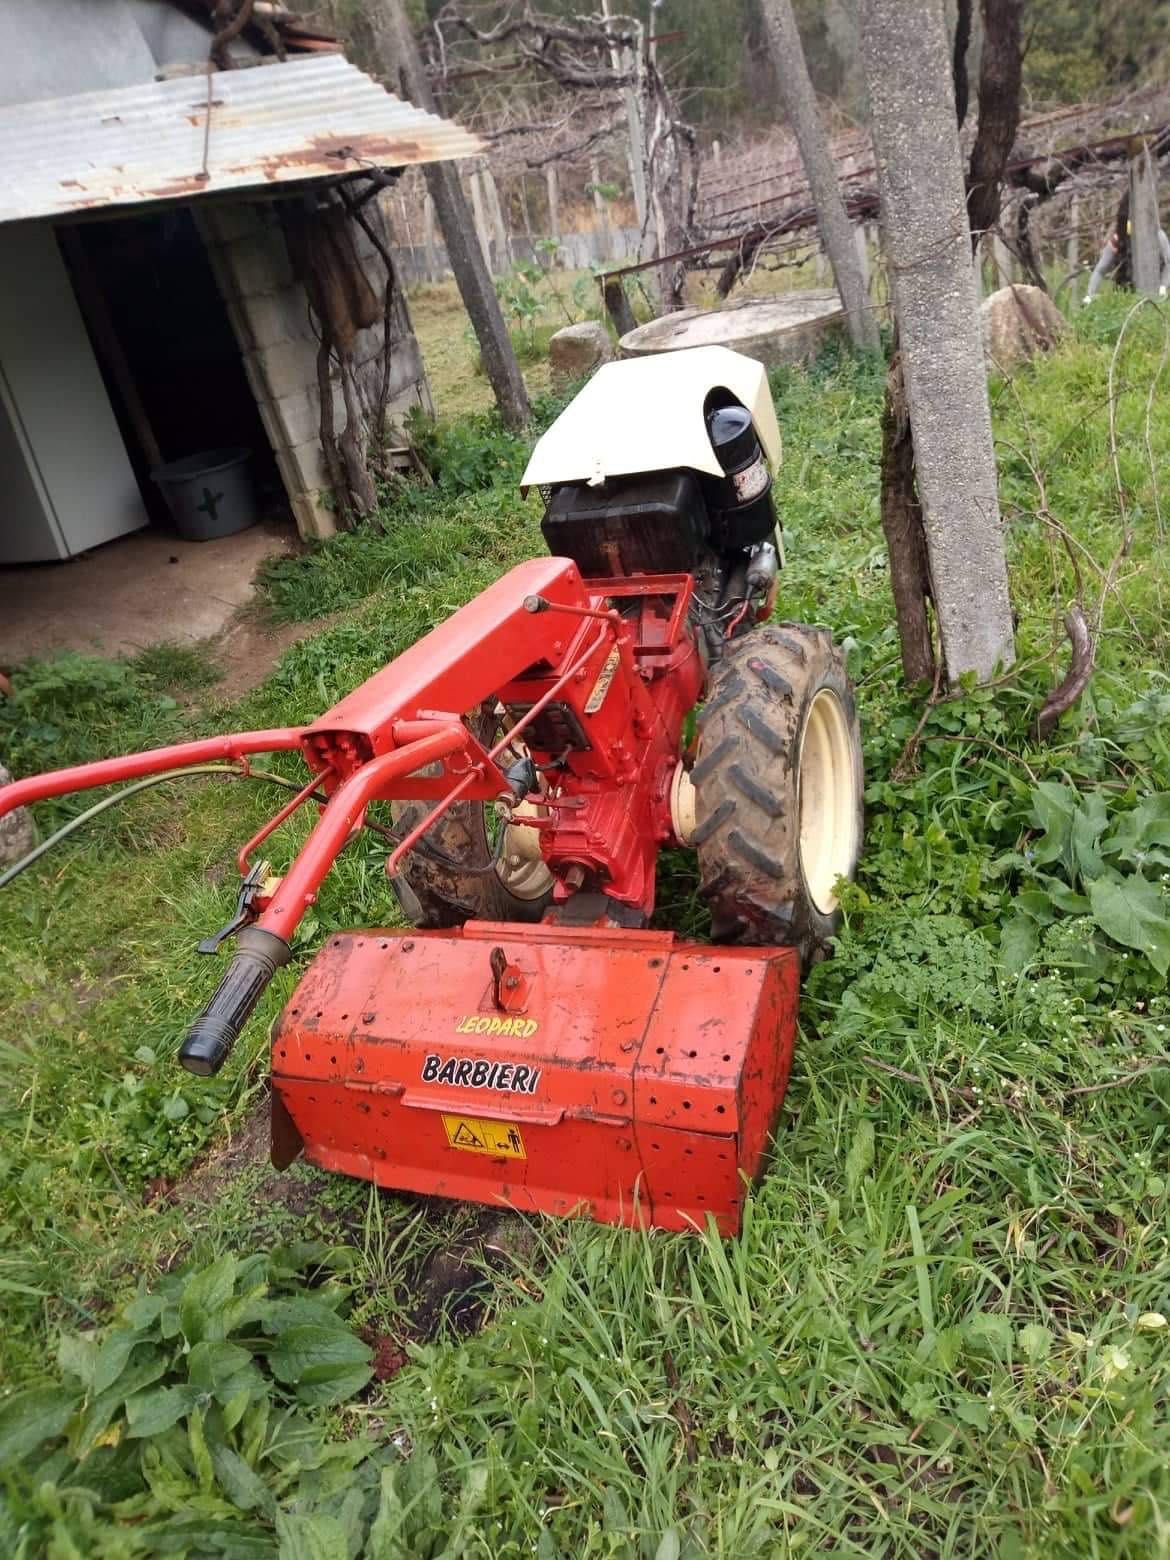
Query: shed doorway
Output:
[[57, 206, 289, 533]]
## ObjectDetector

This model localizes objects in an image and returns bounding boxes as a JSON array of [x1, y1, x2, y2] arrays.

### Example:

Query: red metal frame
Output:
[[0, 556, 803, 1236], [238, 770, 328, 877], [2, 557, 704, 930], [0, 729, 306, 812]]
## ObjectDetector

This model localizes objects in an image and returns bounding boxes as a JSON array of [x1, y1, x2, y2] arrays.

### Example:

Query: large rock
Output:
[[0, 763, 35, 869], [549, 321, 613, 388], [981, 284, 1068, 372]]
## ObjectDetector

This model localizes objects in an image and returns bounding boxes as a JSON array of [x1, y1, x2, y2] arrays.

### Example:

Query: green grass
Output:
[[4, 293, 1170, 1555]]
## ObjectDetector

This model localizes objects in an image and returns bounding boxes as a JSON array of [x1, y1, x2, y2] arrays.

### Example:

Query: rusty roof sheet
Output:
[[0, 54, 484, 224]]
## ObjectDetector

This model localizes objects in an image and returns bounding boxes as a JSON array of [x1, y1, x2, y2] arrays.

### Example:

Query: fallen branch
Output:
[[662, 1350, 698, 1465], [1036, 603, 1093, 739], [211, 0, 256, 67], [863, 1056, 978, 1108], [1065, 1057, 1170, 1095]]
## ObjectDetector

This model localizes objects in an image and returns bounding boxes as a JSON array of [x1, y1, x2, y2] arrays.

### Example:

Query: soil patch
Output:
[[208, 609, 335, 704], [172, 1095, 536, 1348]]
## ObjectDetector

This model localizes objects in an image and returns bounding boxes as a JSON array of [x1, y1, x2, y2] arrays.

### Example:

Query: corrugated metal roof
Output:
[[0, 54, 484, 224]]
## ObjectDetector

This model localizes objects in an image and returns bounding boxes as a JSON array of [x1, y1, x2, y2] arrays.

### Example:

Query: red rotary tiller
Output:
[[0, 346, 863, 1235]]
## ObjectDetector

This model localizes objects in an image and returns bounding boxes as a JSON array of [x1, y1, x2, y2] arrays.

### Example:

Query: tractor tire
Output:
[[388, 797, 553, 929], [387, 706, 553, 929], [692, 624, 863, 964]]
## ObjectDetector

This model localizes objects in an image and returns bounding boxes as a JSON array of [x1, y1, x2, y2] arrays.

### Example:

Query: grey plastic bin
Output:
[[151, 447, 257, 541]]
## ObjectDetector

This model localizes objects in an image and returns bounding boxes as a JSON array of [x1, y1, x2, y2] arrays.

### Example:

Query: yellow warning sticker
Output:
[[442, 1114, 527, 1160]]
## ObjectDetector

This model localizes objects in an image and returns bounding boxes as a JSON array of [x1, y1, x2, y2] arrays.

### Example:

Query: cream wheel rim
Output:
[[496, 848, 554, 900], [498, 801, 555, 901], [798, 688, 858, 915]]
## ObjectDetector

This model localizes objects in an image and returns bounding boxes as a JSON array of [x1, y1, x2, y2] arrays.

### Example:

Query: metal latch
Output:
[[198, 859, 271, 954]]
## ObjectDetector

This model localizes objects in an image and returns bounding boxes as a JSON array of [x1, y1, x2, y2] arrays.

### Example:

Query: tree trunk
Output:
[[952, 0, 973, 127], [859, 0, 1015, 684], [758, 0, 878, 350], [880, 349, 936, 685], [468, 169, 492, 271], [965, 0, 1023, 252], [1014, 194, 1046, 289], [370, 0, 530, 431], [422, 194, 437, 282], [483, 167, 511, 272], [590, 156, 613, 260], [600, 0, 648, 234], [643, 89, 690, 308]]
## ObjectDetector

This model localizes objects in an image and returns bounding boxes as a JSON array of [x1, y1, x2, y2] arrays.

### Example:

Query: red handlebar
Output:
[[255, 725, 468, 943], [0, 729, 307, 818]]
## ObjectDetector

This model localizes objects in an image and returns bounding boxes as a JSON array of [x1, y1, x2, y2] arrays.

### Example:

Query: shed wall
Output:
[[199, 197, 433, 541]]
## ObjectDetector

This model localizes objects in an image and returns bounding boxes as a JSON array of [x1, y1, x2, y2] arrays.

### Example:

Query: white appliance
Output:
[[0, 222, 146, 563]]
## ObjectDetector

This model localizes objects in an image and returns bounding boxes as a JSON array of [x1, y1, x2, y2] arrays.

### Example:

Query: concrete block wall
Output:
[[198, 194, 434, 541], [346, 199, 434, 436]]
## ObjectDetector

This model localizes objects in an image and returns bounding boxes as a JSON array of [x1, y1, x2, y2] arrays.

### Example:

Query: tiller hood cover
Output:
[[271, 921, 799, 1235]]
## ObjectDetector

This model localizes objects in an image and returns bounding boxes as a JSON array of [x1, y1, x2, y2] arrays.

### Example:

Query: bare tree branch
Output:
[[211, 0, 256, 67], [1037, 605, 1094, 739]]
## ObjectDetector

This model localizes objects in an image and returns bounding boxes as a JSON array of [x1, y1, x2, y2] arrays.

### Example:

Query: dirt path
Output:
[[171, 1091, 534, 1351], [208, 607, 342, 704]]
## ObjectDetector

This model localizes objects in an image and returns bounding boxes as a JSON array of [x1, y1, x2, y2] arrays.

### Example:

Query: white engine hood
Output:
[[520, 344, 783, 492]]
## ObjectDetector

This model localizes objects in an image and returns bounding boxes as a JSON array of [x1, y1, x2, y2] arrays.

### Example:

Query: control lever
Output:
[[198, 860, 270, 955]]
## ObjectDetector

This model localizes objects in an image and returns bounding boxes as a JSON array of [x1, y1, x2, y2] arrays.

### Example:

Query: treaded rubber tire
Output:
[[692, 623, 863, 963], [388, 798, 552, 928], [388, 707, 553, 929]]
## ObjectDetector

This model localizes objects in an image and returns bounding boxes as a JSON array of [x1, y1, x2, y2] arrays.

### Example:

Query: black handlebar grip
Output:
[[179, 926, 292, 1077]]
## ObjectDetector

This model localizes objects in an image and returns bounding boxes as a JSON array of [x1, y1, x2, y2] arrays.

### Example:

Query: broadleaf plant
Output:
[[0, 1243, 394, 1557]]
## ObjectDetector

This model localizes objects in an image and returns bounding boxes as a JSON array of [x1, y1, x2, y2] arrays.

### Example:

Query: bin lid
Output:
[[151, 447, 251, 482]]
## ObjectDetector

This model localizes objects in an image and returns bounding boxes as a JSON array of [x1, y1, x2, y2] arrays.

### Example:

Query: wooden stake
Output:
[[1129, 140, 1161, 296], [483, 167, 510, 272], [603, 277, 636, 337], [469, 169, 492, 272], [545, 164, 560, 245]]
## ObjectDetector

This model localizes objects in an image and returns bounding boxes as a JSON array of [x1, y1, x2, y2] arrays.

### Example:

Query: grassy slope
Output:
[[4, 295, 1170, 1555]]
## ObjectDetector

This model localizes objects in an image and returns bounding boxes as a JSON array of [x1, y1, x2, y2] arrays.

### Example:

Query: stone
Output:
[[981, 284, 1068, 373], [549, 321, 613, 387], [0, 763, 35, 868], [618, 292, 846, 370]]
